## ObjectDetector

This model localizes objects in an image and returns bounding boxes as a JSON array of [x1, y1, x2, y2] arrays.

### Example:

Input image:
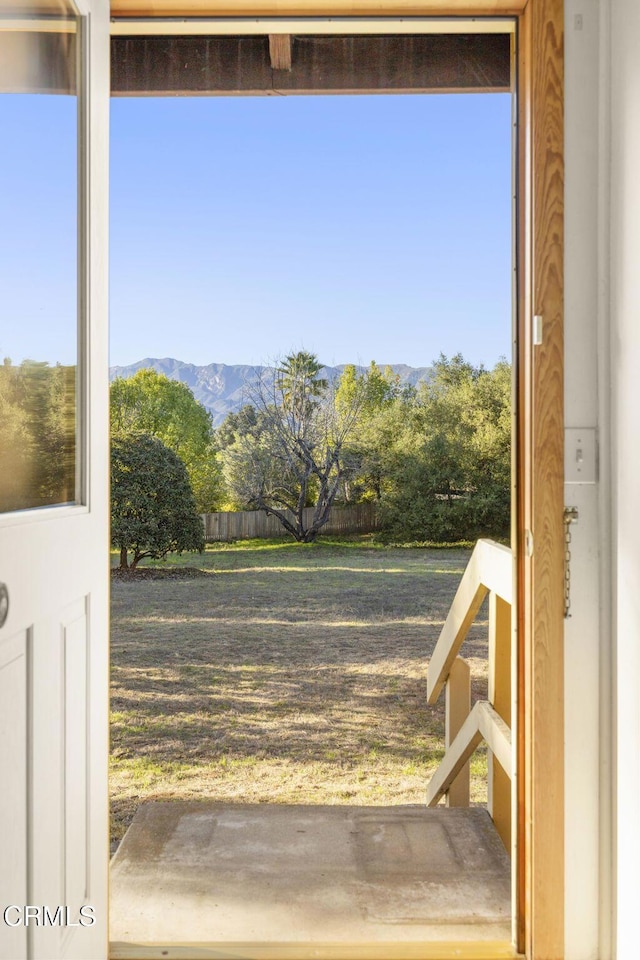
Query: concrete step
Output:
[[110, 803, 511, 946]]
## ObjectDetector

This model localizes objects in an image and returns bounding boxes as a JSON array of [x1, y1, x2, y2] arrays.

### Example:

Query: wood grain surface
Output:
[[517, 0, 565, 957], [268, 32, 292, 69], [110, 33, 511, 96], [516, 4, 532, 950], [110, 0, 526, 18]]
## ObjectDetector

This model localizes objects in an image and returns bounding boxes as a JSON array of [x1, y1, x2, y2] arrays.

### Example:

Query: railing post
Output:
[[445, 656, 471, 806], [488, 591, 512, 849]]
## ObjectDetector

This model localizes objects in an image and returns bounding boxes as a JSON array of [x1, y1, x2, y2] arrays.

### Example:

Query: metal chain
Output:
[[563, 507, 579, 618]]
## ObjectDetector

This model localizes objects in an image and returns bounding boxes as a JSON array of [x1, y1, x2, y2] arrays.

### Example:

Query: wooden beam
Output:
[[109, 19, 517, 37], [488, 593, 512, 851], [427, 574, 488, 705], [427, 539, 512, 706], [427, 701, 512, 807], [515, 4, 531, 951], [445, 657, 471, 807], [110, 33, 511, 96], [427, 703, 484, 807], [269, 34, 291, 70], [111, 0, 526, 17], [517, 0, 565, 956], [477, 539, 513, 603], [478, 701, 512, 778]]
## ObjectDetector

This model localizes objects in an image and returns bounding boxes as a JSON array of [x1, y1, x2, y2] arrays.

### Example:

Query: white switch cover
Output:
[[565, 428, 597, 483]]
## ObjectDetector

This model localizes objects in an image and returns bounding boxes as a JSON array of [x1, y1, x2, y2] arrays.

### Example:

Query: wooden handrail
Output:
[[425, 539, 514, 850], [427, 539, 512, 704], [426, 701, 512, 806]]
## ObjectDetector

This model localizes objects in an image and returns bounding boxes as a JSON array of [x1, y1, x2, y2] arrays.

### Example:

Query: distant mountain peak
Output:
[[109, 358, 433, 427]]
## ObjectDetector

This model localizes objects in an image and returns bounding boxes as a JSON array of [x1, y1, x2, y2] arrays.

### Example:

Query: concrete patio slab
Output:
[[110, 803, 511, 945]]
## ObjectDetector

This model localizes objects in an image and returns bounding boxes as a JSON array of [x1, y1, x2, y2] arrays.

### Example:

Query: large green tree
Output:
[[110, 369, 222, 512], [378, 355, 511, 543], [111, 433, 205, 569], [334, 361, 405, 503]]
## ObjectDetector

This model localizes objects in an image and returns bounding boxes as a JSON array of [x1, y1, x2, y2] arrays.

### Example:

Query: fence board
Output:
[[201, 503, 379, 542]]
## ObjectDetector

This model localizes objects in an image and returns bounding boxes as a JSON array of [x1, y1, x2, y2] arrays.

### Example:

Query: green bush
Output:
[[111, 433, 205, 569]]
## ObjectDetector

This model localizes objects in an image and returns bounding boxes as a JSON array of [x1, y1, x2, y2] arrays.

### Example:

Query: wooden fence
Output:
[[201, 502, 379, 542]]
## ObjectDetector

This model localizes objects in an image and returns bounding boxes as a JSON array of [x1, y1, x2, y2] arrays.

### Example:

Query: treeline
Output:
[[110, 351, 510, 547], [355, 354, 511, 543], [0, 359, 76, 513]]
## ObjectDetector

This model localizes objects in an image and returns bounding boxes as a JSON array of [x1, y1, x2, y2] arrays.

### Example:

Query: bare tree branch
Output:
[[221, 352, 366, 541]]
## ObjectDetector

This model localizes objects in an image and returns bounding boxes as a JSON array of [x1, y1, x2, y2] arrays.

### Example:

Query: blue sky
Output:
[[0, 94, 77, 367], [1, 91, 512, 371]]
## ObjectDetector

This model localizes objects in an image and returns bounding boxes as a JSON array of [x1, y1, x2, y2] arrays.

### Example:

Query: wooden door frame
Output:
[[107, 3, 565, 958], [516, 3, 564, 959]]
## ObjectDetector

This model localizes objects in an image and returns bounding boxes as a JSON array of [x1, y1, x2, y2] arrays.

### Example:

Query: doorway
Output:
[[107, 18, 524, 956], [0, 3, 565, 959]]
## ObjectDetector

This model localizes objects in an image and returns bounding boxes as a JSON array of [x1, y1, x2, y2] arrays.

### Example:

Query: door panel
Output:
[[0, 1, 110, 958], [1, 565, 108, 960], [63, 602, 89, 916], [0, 632, 28, 960]]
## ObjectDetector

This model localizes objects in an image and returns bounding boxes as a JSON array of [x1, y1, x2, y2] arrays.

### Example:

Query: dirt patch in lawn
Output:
[[110, 538, 489, 845]]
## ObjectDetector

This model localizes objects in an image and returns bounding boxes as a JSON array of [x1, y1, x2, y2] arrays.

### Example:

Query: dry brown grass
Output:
[[110, 537, 489, 845]]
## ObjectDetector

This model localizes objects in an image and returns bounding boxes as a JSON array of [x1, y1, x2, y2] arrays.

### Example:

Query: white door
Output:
[[0, 1, 110, 958]]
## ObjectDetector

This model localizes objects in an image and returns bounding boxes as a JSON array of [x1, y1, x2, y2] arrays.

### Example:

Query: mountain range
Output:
[[108, 357, 433, 427]]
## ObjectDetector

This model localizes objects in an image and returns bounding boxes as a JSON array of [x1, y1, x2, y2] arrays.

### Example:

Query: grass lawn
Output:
[[110, 536, 489, 845]]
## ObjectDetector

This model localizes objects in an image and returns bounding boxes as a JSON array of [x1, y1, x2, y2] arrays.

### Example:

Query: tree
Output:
[[335, 362, 404, 502], [0, 359, 75, 512], [378, 355, 511, 543], [110, 369, 222, 512], [111, 433, 205, 569], [0, 359, 36, 512], [221, 352, 364, 541], [215, 403, 270, 451], [335, 361, 400, 421], [275, 351, 328, 418]]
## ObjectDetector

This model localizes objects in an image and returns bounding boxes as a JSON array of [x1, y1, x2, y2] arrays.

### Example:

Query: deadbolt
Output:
[[0, 583, 8, 628]]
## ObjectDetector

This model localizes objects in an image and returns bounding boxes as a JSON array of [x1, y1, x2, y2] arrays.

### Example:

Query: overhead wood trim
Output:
[[109, 17, 516, 35], [269, 33, 292, 69], [110, 1, 526, 18], [110, 33, 511, 95]]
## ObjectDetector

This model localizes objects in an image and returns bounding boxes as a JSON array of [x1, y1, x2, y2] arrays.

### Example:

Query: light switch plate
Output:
[[565, 427, 597, 483]]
